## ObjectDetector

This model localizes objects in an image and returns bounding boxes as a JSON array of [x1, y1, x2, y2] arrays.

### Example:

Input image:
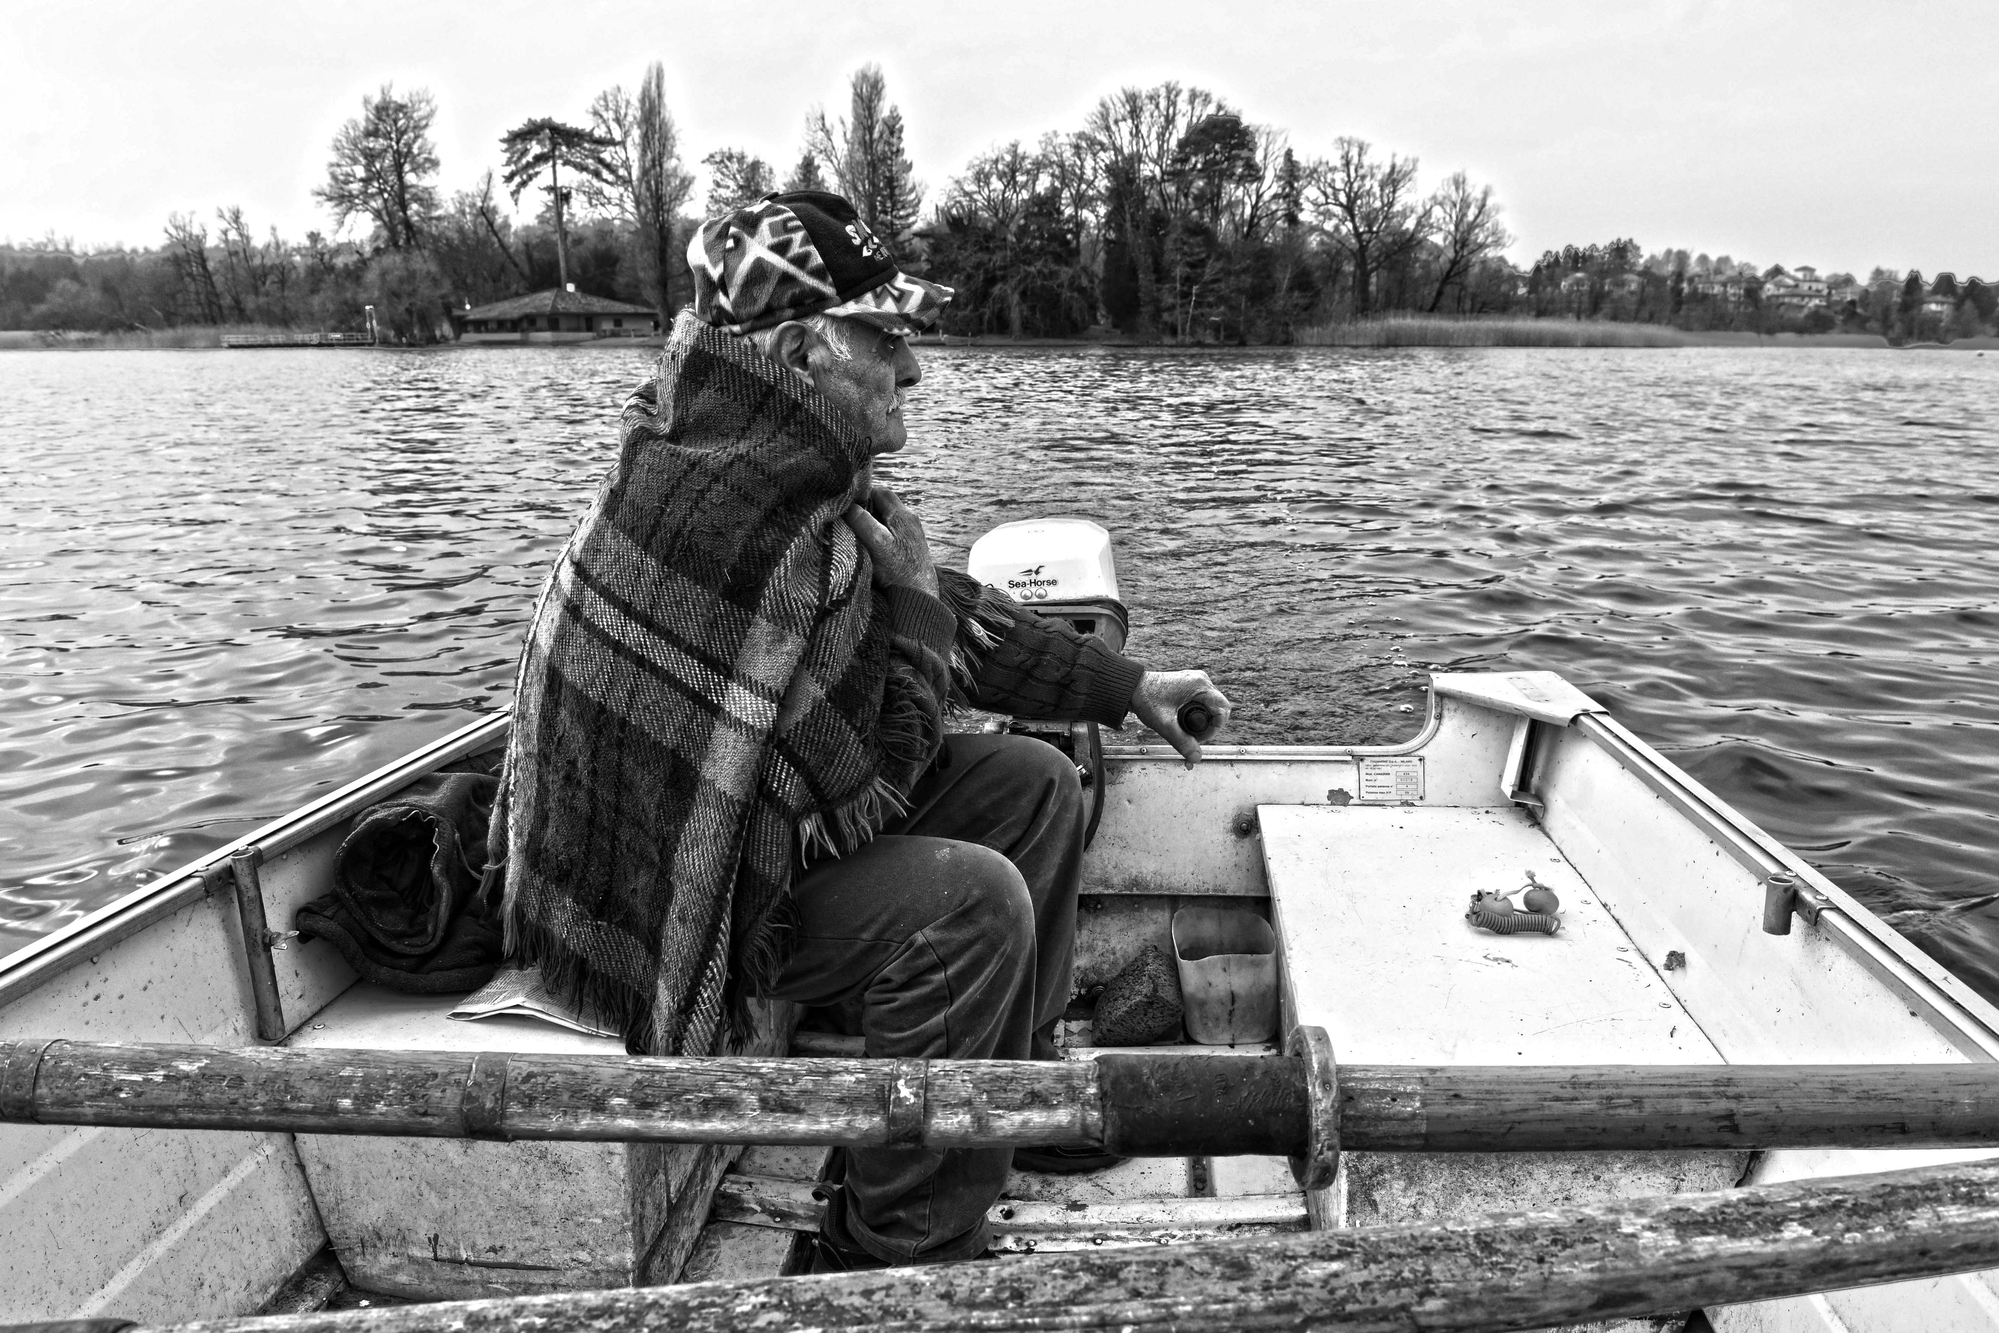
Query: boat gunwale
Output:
[[7, 678, 1998, 1071], [0, 706, 1445, 1012], [0, 711, 510, 1011], [1576, 712, 1999, 1063]]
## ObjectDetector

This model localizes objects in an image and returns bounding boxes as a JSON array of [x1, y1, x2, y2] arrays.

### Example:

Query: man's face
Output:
[[808, 320, 921, 459]]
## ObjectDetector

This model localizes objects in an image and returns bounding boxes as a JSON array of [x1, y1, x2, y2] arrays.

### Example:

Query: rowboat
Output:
[[7, 521, 1999, 1333]]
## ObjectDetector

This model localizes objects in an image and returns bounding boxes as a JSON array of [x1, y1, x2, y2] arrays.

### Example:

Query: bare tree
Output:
[[213, 206, 266, 322], [1306, 137, 1422, 317], [804, 65, 923, 243], [313, 84, 441, 250], [1082, 82, 1230, 338], [579, 85, 638, 221], [1036, 131, 1102, 270], [1424, 171, 1510, 312], [500, 118, 619, 288], [611, 66, 696, 318], [163, 213, 224, 324], [468, 171, 531, 285]]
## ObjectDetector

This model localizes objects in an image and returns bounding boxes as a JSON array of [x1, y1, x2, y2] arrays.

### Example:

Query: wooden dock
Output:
[[220, 331, 376, 348]]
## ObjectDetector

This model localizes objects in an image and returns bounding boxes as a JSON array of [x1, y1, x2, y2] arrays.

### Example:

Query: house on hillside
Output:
[[1763, 265, 1829, 308], [456, 286, 660, 344], [1688, 271, 1748, 301]]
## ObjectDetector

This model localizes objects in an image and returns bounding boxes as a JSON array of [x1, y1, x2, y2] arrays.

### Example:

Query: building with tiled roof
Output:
[[456, 286, 660, 344]]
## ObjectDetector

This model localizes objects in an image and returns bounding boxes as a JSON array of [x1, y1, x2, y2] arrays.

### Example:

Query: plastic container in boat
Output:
[[1171, 904, 1279, 1046]]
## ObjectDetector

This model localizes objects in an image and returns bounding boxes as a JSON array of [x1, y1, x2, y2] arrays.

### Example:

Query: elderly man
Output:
[[498, 190, 1229, 1272]]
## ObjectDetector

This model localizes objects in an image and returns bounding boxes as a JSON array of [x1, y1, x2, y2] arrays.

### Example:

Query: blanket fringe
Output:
[[938, 567, 1017, 694], [723, 888, 803, 1050], [506, 912, 654, 1055], [795, 773, 912, 862]]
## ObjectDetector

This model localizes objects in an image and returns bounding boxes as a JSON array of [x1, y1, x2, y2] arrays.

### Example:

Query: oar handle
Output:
[[1177, 700, 1216, 737]]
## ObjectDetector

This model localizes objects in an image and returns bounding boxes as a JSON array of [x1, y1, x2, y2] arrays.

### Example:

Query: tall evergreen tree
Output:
[[500, 118, 620, 288], [804, 65, 924, 245], [784, 152, 828, 194]]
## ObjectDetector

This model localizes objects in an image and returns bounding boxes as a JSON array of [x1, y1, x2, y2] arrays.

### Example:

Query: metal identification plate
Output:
[[1357, 756, 1425, 803]]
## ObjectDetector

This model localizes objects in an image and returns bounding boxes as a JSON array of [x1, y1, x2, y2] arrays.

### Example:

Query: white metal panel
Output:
[[0, 892, 326, 1322], [0, 1122, 320, 1323], [1087, 696, 1517, 897], [1570, 715, 1999, 1054], [1536, 719, 1999, 1330], [291, 1133, 640, 1301], [1431, 671, 1607, 727], [258, 830, 364, 1032], [1534, 729, 1971, 1067], [66, 1134, 321, 1323], [1259, 800, 1742, 1333], [1260, 804, 1722, 1066], [288, 985, 642, 1300], [0, 719, 508, 1322], [1715, 1275, 1999, 1333]]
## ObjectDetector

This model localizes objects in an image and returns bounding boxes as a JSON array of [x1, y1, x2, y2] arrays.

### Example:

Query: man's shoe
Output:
[[1011, 1144, 1126, 1174], [808, 1237, 998, 1272], [808, 1230, 892, 1273]]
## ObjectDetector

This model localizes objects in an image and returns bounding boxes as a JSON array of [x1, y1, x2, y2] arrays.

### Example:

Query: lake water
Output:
[[3, 344, 1997, 999]]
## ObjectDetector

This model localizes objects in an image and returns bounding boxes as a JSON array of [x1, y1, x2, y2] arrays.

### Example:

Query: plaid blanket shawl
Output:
[[498, 312, 1007, 1056]]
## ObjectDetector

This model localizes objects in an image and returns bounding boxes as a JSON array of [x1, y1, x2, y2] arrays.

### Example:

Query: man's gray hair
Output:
[[746, 313, 854, 364]]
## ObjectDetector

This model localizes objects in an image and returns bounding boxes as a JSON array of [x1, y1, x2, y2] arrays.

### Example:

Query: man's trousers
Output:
[[758, 731, 1087, 1264]]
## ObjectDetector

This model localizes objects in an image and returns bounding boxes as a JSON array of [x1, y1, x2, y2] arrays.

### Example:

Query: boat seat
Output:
[[1258, 804, 1747, 1235], [286, 982, 792, 1301]]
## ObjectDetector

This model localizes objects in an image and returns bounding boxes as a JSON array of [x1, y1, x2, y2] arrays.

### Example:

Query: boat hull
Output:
[[3, 678, 1995, 1329]]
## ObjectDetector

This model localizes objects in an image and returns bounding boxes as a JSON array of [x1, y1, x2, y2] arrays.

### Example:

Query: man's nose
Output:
[[894, 341, 921, 389]]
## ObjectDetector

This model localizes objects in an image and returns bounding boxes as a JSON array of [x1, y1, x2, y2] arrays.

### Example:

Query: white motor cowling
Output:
[[966, 517, 1127, 652], [965, 516, 1128, 844]]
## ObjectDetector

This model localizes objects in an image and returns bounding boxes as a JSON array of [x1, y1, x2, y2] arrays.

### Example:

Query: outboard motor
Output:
[[966, 518, 1127, 841]]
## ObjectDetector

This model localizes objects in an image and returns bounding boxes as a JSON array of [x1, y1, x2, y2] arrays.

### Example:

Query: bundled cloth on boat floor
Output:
[[295, 771, 505, 993], [498, 311, 1014, 1057]]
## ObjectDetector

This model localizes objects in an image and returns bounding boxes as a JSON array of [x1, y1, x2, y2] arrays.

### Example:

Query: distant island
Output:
[[3, 67, 1993, 350]]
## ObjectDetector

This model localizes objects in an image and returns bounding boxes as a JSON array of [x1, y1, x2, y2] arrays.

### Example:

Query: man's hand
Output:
[[1132, 669, 1232, 767], [845, 485, 938, 597]]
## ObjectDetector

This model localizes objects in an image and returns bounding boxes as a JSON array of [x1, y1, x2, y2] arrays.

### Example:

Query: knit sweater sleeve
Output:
[[939, 570, 1146, 726]]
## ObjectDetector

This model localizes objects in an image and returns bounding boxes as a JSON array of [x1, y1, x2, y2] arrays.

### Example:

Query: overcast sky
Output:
[[5, 0, 1994, 278]]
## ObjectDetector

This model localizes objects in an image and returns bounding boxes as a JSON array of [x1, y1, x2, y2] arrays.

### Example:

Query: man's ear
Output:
[[766, 321, 815, 384]]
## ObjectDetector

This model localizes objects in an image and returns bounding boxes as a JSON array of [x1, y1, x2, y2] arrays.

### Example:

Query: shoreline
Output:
[[4, 327, 1994, 354]]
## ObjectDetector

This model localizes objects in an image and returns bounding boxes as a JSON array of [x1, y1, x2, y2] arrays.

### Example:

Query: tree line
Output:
[[3, 65, 1994, 345]]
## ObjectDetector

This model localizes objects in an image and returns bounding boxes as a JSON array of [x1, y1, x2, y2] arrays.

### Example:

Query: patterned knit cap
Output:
[[688, 190, 951, 336]]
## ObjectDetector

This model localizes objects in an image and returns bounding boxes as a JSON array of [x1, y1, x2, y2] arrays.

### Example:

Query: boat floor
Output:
[[269, 1012, 1302, 1306]]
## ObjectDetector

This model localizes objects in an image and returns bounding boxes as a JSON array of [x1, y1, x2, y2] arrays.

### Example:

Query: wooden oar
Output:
[[94, 1155, 1999, 1333], [8, 1037, 1999, 1155]]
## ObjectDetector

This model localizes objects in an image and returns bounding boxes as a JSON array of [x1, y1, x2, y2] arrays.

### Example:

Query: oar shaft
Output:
[[8, 1041, 1999, 1154], [0, 1041, 1302, 1155], [1343, 1063, 1999, 1151], [115, 1156, 1999, 1333]]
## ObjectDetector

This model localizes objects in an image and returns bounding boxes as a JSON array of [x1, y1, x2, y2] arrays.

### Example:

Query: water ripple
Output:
[[2, 344, 1996, 1005]]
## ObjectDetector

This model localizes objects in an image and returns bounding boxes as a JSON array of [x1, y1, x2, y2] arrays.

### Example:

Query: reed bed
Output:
[[1296, 316, 1691, 348], [0, 325, 294, 351]]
